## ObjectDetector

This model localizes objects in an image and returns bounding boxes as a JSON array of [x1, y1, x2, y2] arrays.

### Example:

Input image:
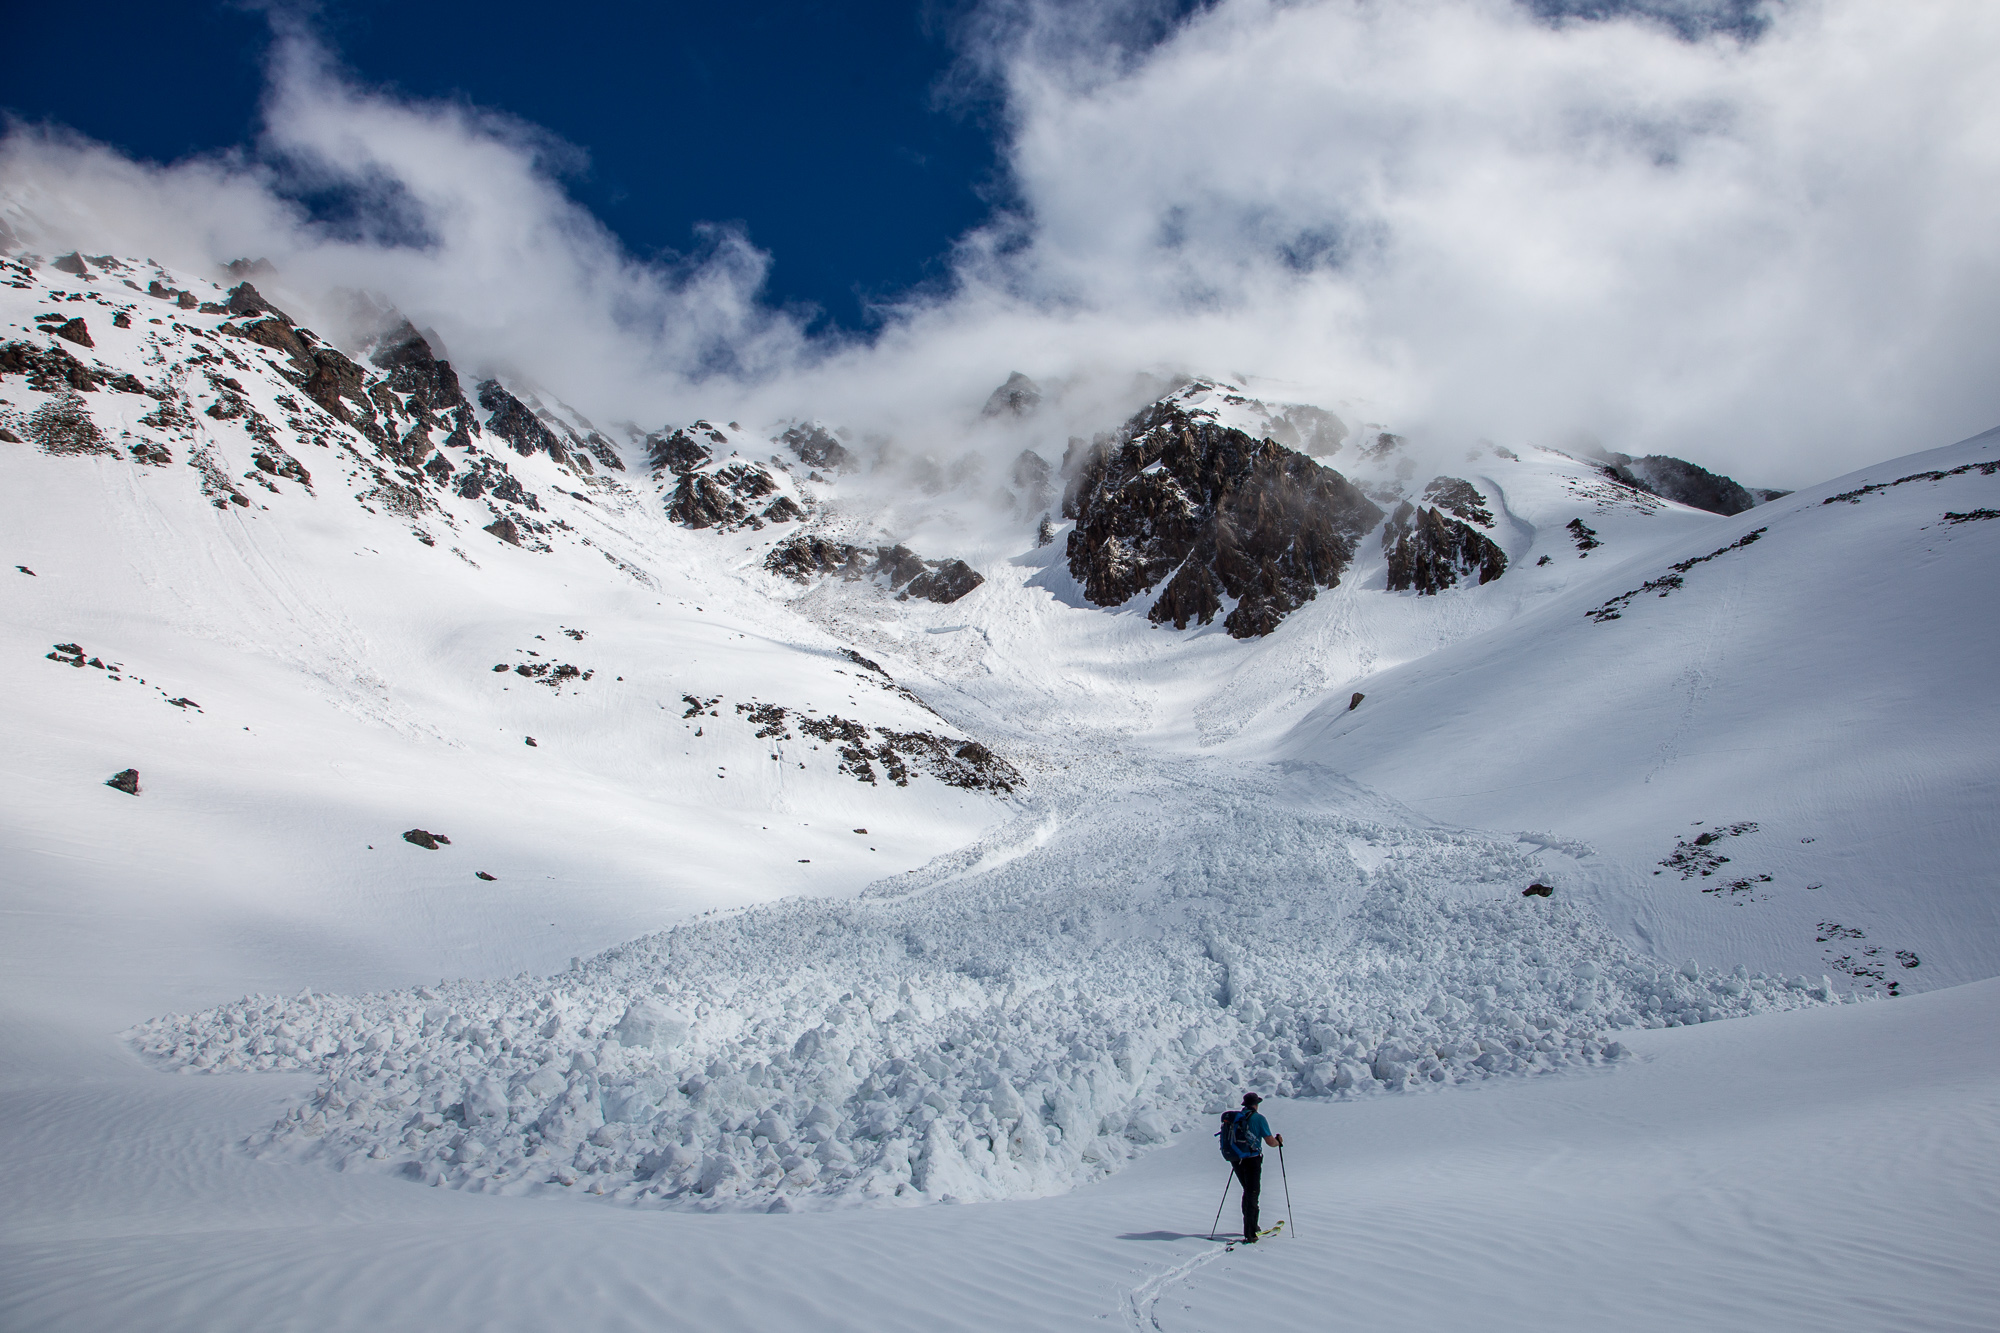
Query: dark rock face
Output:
[[1383, 502, 1508, 595], [668, 463, 782, 531], [1421, 476, 1494, 527], [456, 456, 539, 510], [764, 537, 985, 604], [53, 318, 93, 348], [52, 252, 90, 277], [402, 829, 451, 850], [765, 534, 866, 581], [981, 372, 1042, 418], [1062, 403, 1382, 638], [478, 380, 565, 462], [779, 423, 851, 472], [1, 340, 105, 392], [368, 319, 468, 418], [105, 768, 141, 795], [484, 515, 524, 545], [1599, 453, 1775, 516], [579, 432, 625, 472], [647, 427, 713, 475], [902, 559, 982, 604]]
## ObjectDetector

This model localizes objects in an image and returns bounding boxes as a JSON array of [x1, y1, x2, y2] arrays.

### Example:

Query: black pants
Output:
[[1232, 1155, 1263, 1238]]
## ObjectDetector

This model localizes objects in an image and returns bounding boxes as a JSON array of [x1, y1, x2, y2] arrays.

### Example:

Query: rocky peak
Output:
[[1063, 400, 1383, 638], [1010, 449, 1053, 513], [367, 318, 469, 419], [981, 371, 1042, 418]]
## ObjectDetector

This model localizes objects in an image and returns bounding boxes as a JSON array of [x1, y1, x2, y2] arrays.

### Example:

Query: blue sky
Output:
[[2, 1, 1017, 332], [1, 1, 1991, 480]]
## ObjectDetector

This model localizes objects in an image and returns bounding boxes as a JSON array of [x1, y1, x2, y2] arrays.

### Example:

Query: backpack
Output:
[[1217, 1109, 1259, 1161]]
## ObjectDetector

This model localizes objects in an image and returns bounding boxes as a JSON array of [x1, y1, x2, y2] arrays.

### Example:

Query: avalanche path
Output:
[[132, 755, 1835, 1210]]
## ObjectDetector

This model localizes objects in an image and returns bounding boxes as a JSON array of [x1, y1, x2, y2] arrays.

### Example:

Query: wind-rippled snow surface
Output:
[[131, 762, 1836, 1210]]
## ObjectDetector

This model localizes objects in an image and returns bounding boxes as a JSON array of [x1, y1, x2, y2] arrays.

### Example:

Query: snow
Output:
[[128, 755, 1840, 1210], [3, 246, 1997, 1327], [7, 976, 1995, 1331]]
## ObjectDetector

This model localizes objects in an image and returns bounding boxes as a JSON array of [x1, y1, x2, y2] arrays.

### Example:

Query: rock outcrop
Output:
[[1421, 476, 1495, 527], [1382, 503, 1508, 595], [764, 537, 985, 605], [778, 422, 850, 472], [981, 372, 1041, 418], [1062, 401, 1382, 637], [1597, 452, 1786, 515]]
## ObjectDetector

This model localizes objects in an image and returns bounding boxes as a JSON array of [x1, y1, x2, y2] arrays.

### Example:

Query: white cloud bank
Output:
[[4, 1, 1998, 484]]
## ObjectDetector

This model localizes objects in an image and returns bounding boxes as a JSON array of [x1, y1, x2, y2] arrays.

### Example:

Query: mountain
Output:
[[3, 244, 1997, 1229], [1593, 448, 1790, 514]]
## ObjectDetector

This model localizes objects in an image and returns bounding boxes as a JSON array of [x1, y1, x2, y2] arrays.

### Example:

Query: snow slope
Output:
[[4, 242, 1998, 1328], [7, 973, 1994, 1331], [1282, 427, 2000, 994]]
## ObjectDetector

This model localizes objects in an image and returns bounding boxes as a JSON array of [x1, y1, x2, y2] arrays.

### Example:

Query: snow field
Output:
[[132, 759, 1839, 1210]]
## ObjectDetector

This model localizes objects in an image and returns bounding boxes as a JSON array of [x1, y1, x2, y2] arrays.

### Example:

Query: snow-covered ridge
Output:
[[130, 759, 1840, 1211]]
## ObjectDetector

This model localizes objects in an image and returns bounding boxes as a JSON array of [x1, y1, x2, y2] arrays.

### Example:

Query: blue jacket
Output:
[[1237, 1111, 1273, 1157]]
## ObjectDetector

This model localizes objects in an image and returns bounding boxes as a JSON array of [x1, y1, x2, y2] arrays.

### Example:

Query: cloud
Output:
[[0, 32, 808, 427], [4, 1, 1998, 485], [889, 0, 2000, 482]]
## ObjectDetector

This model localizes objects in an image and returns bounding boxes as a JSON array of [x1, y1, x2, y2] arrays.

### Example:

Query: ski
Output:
[[1224, 1220, 1285, 1250]]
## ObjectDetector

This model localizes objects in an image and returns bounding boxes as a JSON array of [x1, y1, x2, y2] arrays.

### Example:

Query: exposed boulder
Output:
[[901, 559, 983, 605], [402, 829, 451, 850], [52, 252, 90, 277], [52, 318, 92, 348], [1063, 402, 1382, 638], [148, 280, 200, 309], [1382, 503, 1508, 595], [104, 768, 140, 795], [981, 371, 1041, 418]]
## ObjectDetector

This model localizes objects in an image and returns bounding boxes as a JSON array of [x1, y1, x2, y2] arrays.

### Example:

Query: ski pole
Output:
[[1209, 1166, 1234, 1241], [1277, 1142, 1294, 1236]]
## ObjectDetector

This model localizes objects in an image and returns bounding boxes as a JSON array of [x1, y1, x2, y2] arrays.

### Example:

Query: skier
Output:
[[1227, 1092, 1283, 1241]]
